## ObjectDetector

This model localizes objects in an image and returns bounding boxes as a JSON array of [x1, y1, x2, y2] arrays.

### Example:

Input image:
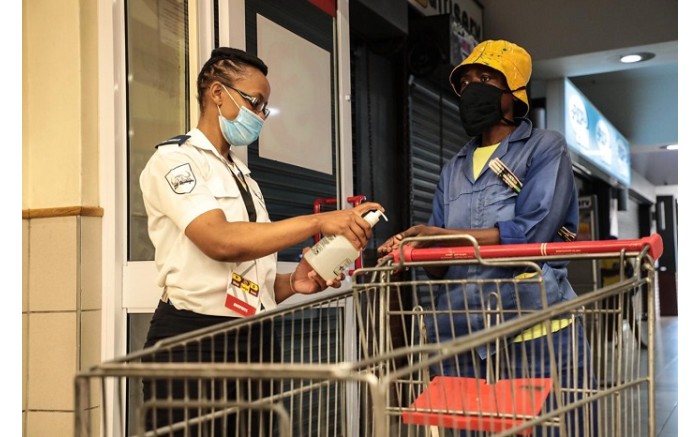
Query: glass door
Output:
[[114, 0, 354, 433]]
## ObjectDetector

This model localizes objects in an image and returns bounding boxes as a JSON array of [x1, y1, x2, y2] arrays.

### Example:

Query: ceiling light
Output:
[[620, 52, 655, 64], [662, 144, 678, 150]]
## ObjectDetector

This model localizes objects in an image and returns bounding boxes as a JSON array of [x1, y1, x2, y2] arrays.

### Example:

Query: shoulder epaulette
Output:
[[155, 135, 191, 148]]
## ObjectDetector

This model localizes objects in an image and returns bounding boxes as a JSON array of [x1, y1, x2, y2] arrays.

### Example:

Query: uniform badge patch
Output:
[[165, 163, 196, 194]]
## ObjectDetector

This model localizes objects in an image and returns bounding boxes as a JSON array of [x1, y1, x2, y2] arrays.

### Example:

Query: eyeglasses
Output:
[[224, 84, 270, 119]]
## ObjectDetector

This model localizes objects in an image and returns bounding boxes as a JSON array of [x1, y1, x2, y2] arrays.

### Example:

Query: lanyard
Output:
[[228, 164, 258, 223]]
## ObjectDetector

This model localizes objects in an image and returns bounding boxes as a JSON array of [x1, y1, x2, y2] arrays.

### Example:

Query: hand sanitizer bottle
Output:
[[303, 210, 388, 282]]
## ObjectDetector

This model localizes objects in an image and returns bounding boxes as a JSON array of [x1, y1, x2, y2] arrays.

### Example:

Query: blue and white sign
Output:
[[564, 79, 631, 186]]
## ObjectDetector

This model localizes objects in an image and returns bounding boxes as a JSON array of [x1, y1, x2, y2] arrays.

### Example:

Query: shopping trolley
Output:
[[75, 234, 662, 437]]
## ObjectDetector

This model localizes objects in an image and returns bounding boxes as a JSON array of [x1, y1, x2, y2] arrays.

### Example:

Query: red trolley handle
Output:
[[312, 195, 367, 214], [313, 195, 367, 243], [313, 197, 338, 215], [391, 233, 664, 264]]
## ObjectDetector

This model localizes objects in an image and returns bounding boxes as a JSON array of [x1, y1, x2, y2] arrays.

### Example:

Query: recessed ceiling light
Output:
[[662, 144, 678, 150], [620, 52, 655, 64]]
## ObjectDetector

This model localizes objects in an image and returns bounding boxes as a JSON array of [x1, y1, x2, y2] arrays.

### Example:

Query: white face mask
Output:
[[218, 86, 264, 146]]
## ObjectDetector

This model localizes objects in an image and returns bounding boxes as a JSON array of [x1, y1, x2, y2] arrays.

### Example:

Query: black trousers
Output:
[[141, 300, 281, 437]]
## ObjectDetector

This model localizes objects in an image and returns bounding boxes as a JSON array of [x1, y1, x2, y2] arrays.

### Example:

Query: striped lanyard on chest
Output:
[[228, 162, 258, 223]]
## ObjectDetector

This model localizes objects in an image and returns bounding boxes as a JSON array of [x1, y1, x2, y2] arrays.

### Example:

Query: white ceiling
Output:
[[482, 1, 678, 188]]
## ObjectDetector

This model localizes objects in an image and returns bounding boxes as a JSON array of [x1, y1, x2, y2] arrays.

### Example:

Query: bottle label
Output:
[[333, 258, 354, 277], [311, 235, 336, 255]]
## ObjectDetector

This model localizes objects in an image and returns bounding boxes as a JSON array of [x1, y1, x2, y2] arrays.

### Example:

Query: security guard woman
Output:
[[139, 47, 383, 435]]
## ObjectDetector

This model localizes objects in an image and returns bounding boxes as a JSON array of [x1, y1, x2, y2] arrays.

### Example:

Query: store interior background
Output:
[[348, 0, 678, 315]]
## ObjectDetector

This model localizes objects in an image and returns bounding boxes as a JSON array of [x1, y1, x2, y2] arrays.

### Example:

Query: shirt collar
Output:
[[186, 128, 252, 175], [508, 117, 534, 143]]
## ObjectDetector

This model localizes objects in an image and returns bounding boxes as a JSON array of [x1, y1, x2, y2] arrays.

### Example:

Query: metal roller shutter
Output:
[[409, 79, 466, 226], [408, 78, 468, 305]]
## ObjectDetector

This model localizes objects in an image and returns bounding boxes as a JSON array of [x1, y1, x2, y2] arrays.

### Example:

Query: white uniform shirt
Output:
[[139, 128, 278, 317]]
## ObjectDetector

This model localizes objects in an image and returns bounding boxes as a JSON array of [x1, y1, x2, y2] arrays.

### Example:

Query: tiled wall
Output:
[[24, 0, 102, 434], [23, 215, 102, 436]]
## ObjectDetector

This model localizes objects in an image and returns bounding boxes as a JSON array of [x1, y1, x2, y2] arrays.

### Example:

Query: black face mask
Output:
[[459, 82, 516, 137]]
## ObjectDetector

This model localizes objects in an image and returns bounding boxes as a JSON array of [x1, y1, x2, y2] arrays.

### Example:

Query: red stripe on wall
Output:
[[308, 0, 336, 17]]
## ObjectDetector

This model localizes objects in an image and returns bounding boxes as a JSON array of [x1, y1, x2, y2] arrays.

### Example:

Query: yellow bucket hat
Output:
[[449, 40, 532, 117]]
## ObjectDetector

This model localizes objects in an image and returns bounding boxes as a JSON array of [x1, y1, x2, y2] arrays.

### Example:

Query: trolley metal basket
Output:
[[75, 234, 662, 437]]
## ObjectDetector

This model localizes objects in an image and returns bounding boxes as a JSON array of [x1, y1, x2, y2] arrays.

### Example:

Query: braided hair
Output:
[[196, 47, 268, 111]]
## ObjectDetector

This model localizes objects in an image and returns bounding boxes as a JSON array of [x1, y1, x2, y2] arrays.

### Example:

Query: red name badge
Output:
[[224, 294, 256, 317]]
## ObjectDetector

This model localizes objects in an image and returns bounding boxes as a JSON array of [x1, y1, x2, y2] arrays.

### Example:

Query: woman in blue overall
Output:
[[378, 40, 596, 437]]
